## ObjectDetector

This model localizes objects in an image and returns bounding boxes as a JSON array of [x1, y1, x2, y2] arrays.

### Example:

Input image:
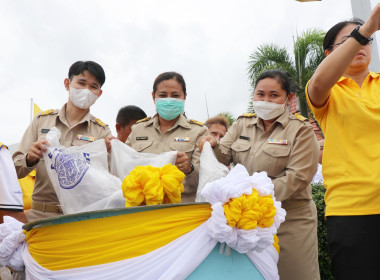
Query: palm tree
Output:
[[247, 29, 325, 117]]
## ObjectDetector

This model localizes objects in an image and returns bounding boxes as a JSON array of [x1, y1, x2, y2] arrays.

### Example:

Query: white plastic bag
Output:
[[46, 127, 108, 171], [81, 190, 125, 212], [43, 128, 123, 214], [110, 139, 177, 181], [196, 142, 229, 202]]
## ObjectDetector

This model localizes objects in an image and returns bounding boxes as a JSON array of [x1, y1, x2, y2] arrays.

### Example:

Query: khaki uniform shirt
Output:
[[13, 104, 111, 218], [214, 110, 319, 203], [126, 113, 209, 202]]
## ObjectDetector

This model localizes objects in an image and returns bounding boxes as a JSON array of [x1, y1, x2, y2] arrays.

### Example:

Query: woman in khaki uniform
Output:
[[200, 70, 320, 280], [126, 72, 209, 202]]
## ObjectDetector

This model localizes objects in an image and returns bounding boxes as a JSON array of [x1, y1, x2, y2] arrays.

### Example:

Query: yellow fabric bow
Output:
[[223, 188, 279, 253], [122, 164, 185, 207], [223, 189, 277, 230]]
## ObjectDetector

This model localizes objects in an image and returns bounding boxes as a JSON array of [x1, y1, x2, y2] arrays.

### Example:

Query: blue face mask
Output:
[[155, 98, 185, 120]]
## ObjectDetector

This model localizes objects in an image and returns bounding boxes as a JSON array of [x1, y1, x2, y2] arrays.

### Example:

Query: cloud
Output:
[[0, 0, 354, 144]]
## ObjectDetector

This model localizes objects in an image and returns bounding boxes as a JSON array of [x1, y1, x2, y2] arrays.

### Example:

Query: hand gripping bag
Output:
[[43, 127, 123, 214], [110, 139, 177, 181], [196, 142, 229, 202]]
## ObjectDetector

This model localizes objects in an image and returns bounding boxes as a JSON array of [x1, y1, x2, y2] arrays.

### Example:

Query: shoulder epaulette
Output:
[[238, 113, 256, 119], [136, 116, 151, 124], [0, 143, 7, 150], [189, 119, 204, 126], [40, 109, 55, 116], [294, 113, 308, 121], [95, 118, 107, 127]]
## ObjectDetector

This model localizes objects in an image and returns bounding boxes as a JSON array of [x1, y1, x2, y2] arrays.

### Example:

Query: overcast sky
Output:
[[1, 0, 375, 145]]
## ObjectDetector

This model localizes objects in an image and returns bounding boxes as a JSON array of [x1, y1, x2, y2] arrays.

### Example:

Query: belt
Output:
[[281, 199, 310, 210], [31, 201, 63, 214]]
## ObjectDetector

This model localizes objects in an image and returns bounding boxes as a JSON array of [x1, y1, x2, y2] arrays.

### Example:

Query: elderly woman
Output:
[[126, 72, 209, 202], [306, 5, 380, 279], [200, 69, 320, 280]]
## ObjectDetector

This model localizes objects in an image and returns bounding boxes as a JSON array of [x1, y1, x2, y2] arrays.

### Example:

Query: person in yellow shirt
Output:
[[18, 170, 35, 212], [306, 4, 380, 279]]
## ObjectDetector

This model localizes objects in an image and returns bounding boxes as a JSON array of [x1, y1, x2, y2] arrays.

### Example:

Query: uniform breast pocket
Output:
[[72, 138, 93, 147], [261, 145, 291, 177], [231, 140, 252, 164], [37, 131, 48, 141], [169, 142, 195, 158], [132, 140, 153, 152]]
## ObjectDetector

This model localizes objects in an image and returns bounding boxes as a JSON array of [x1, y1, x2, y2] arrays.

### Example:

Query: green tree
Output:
[[217, 112, 236, 126], [247, 29, 325, 117], [312, 182, 334, 280]]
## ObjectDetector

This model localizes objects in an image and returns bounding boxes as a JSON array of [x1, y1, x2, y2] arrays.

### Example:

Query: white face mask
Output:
[[252, 98, 288, 120], [69, 87, 99, 109]]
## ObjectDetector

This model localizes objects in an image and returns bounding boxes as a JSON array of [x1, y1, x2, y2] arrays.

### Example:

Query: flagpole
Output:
[[30, 98, 33, 123], [205, 94, 210, 119]]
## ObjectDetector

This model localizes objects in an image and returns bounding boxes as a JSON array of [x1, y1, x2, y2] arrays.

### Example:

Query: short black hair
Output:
[[254, 69, 293, 96], [152, 72, 186, 94], [323, 18, 364, 51], [68, 61, 106, 87], [116, 105, 147, 127]]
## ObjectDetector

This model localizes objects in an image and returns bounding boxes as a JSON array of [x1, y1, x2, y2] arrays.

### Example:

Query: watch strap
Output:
[[350, 25, 372, 45], [184, 161, 194, 175]]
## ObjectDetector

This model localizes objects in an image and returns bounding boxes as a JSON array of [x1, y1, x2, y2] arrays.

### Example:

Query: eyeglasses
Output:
[[328, 36, 373, 49]]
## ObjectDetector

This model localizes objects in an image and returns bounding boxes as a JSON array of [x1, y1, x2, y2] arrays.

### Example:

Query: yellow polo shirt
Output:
[[306, 72, 380, 216], [18, 170, 35, 210]]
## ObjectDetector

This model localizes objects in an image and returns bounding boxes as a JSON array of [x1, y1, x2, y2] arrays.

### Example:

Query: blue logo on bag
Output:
[[49, 148, 91, 189]]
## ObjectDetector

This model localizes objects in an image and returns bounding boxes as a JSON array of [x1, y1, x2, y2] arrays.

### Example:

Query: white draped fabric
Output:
[[9, 221, 279, 280], [0, 164, 285, 280], [0, 216, 24, 271], [22, 224, 216, 280]]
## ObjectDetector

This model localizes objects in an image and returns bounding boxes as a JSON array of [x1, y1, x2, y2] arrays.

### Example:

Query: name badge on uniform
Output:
[[41, 129, 50, 133], [239, 135, 250, 141], [76, 134, 95, 142], [174, 137, 190, 142], [136, 136, 148, 141], [268, 139, 288, 145]]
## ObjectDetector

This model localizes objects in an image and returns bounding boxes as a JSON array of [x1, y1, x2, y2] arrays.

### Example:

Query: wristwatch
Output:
[[185, 162, 194, 175], [350, 25, 372, 45]]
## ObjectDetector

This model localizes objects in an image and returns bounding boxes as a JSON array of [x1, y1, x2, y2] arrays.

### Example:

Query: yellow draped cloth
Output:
[[25, 204, 212, 271]]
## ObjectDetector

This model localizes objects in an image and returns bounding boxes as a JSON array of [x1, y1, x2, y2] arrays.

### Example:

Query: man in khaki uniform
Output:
[[208, 110, 320, 280], [13, 61, 111, 222], [127, 113, 209, 202], [115, 105, 147, 143], [205, 115, 229, 141]]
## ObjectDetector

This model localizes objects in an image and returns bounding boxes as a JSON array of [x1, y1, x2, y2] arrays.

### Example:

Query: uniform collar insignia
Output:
[[178, 114, 191, 129]]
